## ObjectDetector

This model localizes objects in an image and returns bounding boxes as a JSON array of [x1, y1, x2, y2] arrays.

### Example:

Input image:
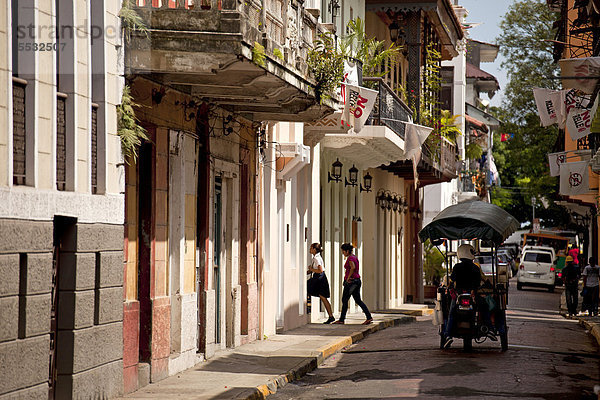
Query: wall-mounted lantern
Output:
[[401, 198, 408, 214], [376, 189, 387, 209], [328, 158, 343, 183], [386, 193, 393, 211], [388, 17, 406, 46], [360, 172, 373, 193], [392, 195, 399, 212], [328, 0, 340, 20], [345, 165, 358, 187]]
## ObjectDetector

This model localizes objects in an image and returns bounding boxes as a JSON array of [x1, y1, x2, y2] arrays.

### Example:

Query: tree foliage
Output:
[[307, 33, 344, 103], [491, 0, 571, 227], [496, 0, 560, 122]]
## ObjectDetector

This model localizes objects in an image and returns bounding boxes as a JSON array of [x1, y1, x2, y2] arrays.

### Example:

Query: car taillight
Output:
[[558, 272, 562, 278], [519, 264, 524, 270], [551, 267, 555, 272], [460, 298, 471, 307]]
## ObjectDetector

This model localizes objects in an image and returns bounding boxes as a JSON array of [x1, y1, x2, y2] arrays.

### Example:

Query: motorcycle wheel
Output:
[[500, 331, 508, 352], [463, 336, 472, 352]]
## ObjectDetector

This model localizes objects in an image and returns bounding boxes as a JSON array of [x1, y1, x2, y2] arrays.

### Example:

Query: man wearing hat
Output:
[[442, 244, 484, 348], [562, 255, 580, 317]]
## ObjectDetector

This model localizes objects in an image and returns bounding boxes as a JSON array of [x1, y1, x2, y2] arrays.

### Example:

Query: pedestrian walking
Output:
[[562, 256, 580, 317], [582, 257, 600, 316], [306, 243, 335, 324], [333, 243, 373, 325]]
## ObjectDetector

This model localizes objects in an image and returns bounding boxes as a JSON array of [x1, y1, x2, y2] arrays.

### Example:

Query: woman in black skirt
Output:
[[307, 243, 335, 324]]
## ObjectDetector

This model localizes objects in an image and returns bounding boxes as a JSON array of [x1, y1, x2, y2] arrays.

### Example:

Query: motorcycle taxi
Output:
[[419, 201, 519, 352]]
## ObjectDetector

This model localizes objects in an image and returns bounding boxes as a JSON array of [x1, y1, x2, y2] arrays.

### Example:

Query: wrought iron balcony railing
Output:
[[363, 77, 413, 140]]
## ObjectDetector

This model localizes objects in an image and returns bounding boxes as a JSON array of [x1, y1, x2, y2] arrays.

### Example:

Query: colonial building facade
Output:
[[1, 0, 125, 398]]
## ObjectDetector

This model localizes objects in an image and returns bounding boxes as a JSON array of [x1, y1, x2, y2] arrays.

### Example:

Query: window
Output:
[[440, 66, 454, 112], [56, 93, 67, 191], [91, 104, 98, 194], [523, 252, 552, 263], [12, 78, 26, 185]]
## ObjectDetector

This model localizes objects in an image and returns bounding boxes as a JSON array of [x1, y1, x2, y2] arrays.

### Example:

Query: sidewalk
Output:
[[119, 312, 416, 400], [559, 290, 600, 399]]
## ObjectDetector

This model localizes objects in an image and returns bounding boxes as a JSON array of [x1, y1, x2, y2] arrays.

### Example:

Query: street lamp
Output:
[[328, 158, 343, 183], [360, 172, 372, 193], [328, 0, 340, 23], [345, 165, 358, 187]]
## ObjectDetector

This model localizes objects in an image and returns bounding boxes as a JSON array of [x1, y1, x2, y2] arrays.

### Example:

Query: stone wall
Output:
[[0, 219, 124, 399]]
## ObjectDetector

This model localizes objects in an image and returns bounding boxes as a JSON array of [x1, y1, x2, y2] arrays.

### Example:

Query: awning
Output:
[[419, 201, 520, 245], [465, 114, 489, 133], [320, 125, 405, 169]]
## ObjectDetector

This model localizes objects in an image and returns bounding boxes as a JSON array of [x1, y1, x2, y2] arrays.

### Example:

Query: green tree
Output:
[[492, 0, 571, 227], [496, 0, 560, 122]]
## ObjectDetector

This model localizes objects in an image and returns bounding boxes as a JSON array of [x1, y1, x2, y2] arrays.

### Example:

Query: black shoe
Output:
[[443, 337, 453, 349], [323, 316, 335, 324]]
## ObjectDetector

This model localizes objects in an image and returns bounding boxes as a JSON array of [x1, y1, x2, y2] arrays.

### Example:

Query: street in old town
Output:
[[3, 0, 600, 398], [270, 283, 600, 400]]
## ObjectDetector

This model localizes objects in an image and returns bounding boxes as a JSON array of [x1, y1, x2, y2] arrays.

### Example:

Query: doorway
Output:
[[213, 176, 222, 344]]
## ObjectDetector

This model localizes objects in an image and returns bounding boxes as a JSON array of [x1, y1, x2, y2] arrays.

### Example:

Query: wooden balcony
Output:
[[126, 0, 335, 122]]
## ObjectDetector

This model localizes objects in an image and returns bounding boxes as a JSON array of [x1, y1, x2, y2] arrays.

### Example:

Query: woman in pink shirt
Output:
[[333, 243, 373, 325]]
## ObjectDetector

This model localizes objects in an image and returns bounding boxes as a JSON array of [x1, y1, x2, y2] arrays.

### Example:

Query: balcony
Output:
[[126, 0, 335, 122], [314, 77, 414, 169], [381, 136, 459, 186], [363, 77, 413, 140]]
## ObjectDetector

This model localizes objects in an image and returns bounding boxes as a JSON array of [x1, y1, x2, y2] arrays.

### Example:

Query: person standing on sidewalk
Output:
[[333, 243, 373, 325], [582, 257, 600, 316], [307, 243, 335, 324], [562, 256, 580, 317]]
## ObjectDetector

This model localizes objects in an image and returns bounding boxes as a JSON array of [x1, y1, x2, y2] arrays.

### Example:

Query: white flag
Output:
[[404, 122, 433, 160], [533, 88, 561, 126], [559, 161, 589, 196], [404, 123, 433, 188], [341, 85, 379, 133], [559, 57, 600, 94], [565, 100, 598, 141], [548, 151, 567, 177]]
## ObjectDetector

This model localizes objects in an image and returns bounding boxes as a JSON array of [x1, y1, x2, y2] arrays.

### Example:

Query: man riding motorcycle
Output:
[[442, 244, 484, 348]]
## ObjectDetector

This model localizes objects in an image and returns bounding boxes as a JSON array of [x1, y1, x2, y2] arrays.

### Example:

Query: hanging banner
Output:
[[559, 160, 589, 196], [565, 102, 598, 141], [559, 57, 600, 94], [533, 88, 561, 126], [341, 84, 379, 134], [548, 151, 567, 177], [340, 60, 359, 108], [404, 123, 433, 188]]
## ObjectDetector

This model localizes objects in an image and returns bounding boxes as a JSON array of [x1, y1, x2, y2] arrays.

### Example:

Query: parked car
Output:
[[498, 251, 516, 276], [517, 247, 556, 292], [476, 254, 511, 282]]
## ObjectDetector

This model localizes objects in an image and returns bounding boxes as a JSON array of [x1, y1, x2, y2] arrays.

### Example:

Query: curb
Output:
[[580, 319, 600, 348], [239, 315, 416, 399]]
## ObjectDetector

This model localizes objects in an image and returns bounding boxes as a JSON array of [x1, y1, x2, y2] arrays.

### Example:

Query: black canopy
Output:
[[419, 201, 520, 245]]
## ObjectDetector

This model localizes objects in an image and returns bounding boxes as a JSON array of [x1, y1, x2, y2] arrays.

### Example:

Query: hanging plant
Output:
[[465, 142, 483, 160], [119, 0, 149, 42], [252, 42, 266, 67], [117, 85, 148, 163], [307, 32, 344, 103]]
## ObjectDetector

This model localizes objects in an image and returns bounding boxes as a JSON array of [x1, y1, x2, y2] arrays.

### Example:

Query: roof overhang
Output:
[[466, 103, 501, 128], [304, 112, 353, 146], [366, 0, 464, 59], [468, 40, 500, 63], [320, 125, 406, 169]]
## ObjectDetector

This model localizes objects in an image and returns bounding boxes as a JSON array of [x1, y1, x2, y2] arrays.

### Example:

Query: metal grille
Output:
[[12, 79, 26, 185], [56, 94, 67, 191], [91, 104, 98, 194], [364, 77, 413, 140], [553, 0, 600, 60]]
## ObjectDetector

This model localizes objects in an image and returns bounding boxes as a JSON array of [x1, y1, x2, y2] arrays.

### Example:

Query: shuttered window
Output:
[[56, 93, 67, 191], [12, 78, 27, 185], [91, 104, 98, 194]]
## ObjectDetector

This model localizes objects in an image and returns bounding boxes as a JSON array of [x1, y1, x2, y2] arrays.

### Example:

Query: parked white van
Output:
[[517, 246, 556, 292]]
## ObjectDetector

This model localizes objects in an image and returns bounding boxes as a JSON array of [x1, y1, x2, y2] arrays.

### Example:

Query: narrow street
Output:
[[270, 281, 600, 399]]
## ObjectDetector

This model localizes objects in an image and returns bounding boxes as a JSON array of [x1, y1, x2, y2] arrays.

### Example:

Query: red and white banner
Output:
[[341, 84, 379, 134], [533, 88, 562, 127], [559, 57, 600, 94], [559, 160, 589, 196], [565, 102, 598, 141], [548, 151, 567, 177]]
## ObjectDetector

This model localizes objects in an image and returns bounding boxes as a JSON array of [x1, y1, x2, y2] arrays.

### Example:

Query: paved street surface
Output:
[[270, 281, 600, 399]]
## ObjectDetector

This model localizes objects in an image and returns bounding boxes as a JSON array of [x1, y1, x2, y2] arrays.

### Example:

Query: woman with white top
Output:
[[307, 243, 335, 324]]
